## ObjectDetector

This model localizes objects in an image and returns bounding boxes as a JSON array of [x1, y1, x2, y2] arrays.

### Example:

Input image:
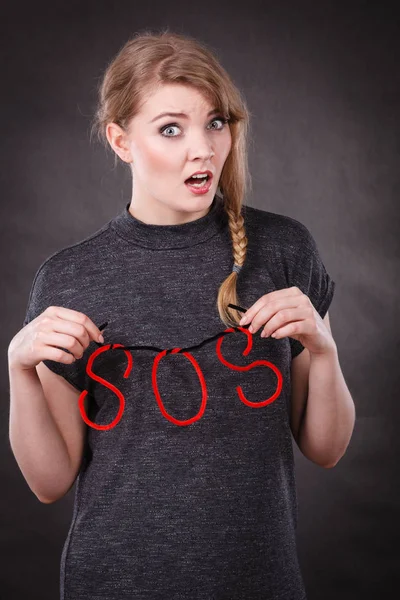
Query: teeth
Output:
[[190, 180, 208, 187], [191, 173, 208, 179]]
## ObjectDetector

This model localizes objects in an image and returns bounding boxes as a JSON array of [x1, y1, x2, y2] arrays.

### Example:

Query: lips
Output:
[[184, 170, 214, 183], [184, 176, 213, 195]]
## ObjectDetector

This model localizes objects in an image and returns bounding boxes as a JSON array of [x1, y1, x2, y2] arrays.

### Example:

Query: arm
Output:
[[296, 314, 356, 468], [8, 362, 85, 503]]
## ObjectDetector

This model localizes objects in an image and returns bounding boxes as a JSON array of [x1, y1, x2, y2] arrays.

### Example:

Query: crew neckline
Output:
[[110, 194, 229, 250]]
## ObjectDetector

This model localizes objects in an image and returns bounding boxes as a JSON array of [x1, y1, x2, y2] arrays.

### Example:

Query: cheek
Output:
[[218, 132, 232, 164], [142, 140, 178, 175]]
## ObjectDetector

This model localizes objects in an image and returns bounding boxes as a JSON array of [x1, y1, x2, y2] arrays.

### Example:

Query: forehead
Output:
[[139, 83, 215, 117]]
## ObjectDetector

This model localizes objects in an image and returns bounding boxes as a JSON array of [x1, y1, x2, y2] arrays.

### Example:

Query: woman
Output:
[[9, 28, 352, 600]]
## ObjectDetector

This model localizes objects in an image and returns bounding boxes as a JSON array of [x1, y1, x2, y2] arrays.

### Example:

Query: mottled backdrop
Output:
[[1, 1, 399, 599]]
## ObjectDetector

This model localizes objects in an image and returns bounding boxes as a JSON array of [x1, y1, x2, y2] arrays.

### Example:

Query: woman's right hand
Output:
[[8, 306, 104, 371]]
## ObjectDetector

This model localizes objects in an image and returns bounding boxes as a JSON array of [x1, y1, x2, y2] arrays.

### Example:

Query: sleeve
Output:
[[287, 223, 336, 359], [22, 261, 86, 392]]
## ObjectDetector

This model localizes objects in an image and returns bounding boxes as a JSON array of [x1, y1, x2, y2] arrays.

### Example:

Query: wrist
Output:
[[310, 341, 338, 361]]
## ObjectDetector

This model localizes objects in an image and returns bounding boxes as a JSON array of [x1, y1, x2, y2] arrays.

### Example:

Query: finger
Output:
[[51, 318, 91, 351], [43, 345, 78, 364], [37, 330, 85, 360], [246, 296, 301, 334], [260, 307, 310, 338], [269, 318, 306, 339], [239, 287, 300, 326], [47, 306, 104, 342]]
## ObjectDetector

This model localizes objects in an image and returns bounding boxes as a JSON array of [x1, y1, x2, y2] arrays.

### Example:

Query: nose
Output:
[[187, 132, 215, 161], [188, 147, 215, 161]]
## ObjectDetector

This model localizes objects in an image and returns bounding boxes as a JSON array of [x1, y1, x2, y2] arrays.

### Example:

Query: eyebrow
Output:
[[149, 108, 220, 124]]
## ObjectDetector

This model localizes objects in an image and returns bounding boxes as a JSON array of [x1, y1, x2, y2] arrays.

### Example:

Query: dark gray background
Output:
[[2, 1, 399, 598]]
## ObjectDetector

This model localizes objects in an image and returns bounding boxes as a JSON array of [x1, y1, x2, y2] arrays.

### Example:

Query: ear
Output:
[[105, 122, 133, 163]]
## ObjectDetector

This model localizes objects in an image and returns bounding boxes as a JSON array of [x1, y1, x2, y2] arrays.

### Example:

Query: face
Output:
[[106, 83, 232, 225]]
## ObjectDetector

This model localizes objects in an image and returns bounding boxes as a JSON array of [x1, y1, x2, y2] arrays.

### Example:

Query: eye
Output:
[[159, 116, 230, 138]]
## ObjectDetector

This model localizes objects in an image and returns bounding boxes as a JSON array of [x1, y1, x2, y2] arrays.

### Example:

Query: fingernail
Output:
[[98, 334, 104, 343]]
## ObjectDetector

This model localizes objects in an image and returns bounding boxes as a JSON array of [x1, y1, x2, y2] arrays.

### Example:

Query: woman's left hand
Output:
[[239, 286, 336, 356]]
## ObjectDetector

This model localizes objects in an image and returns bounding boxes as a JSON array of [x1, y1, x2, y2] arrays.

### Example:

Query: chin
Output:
[[176, 197, 213, 216]]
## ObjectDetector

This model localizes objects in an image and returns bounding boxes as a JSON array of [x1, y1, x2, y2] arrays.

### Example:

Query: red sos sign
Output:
[[78, 326, 283, 431]]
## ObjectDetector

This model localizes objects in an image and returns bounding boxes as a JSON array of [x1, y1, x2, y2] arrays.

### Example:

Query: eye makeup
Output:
[[159, 116, 230, 136]]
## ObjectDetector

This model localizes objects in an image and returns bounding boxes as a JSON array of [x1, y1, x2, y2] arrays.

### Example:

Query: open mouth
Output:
[[184, 174, 213, 195], [184, 174, 212, 187]]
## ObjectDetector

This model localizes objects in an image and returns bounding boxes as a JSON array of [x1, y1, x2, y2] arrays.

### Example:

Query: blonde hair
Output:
[[90, 27, 253, 328]]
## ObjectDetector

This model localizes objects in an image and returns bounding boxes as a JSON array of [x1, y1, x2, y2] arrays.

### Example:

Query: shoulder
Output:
[[26, 221, 114, 313], [23, 221, 115, 326], [242, 203, 315, 255], [32, 221, 112, 282]]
